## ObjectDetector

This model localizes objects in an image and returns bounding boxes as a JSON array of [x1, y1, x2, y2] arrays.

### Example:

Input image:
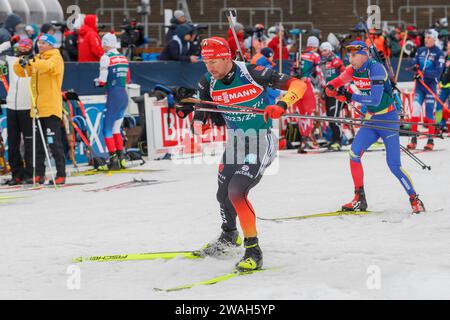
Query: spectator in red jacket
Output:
[[227, 23, 249, 60], [267, 25, 289, 60], [77, 15, 104, 62]]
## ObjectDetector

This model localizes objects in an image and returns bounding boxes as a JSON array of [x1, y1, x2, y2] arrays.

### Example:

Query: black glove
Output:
[[337, 87, 352, 103], [175, 102, 195, 119], [292, 67, 302, 79], [19, 57, 28, 68], [19, 54, 33, 68]]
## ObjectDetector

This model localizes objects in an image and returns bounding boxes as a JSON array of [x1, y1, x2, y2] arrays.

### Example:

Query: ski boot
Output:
[[199, 229, 242, 258], [236, 237, 263, 271], [423, 138, 434, 151], [116, 150, 127, 169], [94, 157, 108, 171], [410, 194, 425, 214], [341, 187, 368, 212], [407, 136, 417, 150], [4, 177, 22, 186], [108, 152, 121, 171], [297, 144, 307, 154], [297, 137, 307, 154], [24, 176, 45, 185], [328, 142, 341, 151], [48, 176, 66, 185]]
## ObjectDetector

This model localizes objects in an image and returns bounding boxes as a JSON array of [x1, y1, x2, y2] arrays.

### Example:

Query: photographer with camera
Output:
[[165, 10, 188, 43], [0, 14, 22, 58], [120, 18, 146, 61], [3, 39, 34, 185], [400, 25, 421, 58], [244, 24, 269, 56], [158, 24, 199, 63], [78, 15, 104, 62], [13, 34, 66, 185]]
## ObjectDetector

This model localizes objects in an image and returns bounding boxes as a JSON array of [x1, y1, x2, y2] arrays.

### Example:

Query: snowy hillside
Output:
[[1, 135, 450, 299]]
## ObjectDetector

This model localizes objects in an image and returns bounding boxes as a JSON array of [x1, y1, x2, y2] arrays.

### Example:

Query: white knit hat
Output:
[[174, 10, 185, 19], [319, 41, 333, 52], [307, 36, 319, 48], [102, 33, 118, 48], [425, 29, 439, 40]]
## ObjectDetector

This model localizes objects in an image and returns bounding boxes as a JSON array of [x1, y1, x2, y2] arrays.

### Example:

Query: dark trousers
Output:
[[35, 115, 66, 178], [216, 131, 276, 238], [324, 95, 343, 144], [6, 109, 33, 180]]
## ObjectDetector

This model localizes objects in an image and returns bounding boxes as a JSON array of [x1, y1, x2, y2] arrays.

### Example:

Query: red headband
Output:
[[201, 37, 231, 60]]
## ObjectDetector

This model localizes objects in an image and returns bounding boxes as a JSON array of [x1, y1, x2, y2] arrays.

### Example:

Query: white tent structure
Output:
[[7, 0, 30, 24], [0, 0, 12, 24], [23, 0, 46, 24], [41, 0, 63, 23]]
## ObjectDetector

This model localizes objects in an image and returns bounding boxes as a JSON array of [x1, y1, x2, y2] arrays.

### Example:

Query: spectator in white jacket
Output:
[[3, 38, 33, 185]]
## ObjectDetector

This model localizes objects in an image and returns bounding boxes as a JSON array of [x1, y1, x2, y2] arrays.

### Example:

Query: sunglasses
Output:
[[345, 45, 368, 52]]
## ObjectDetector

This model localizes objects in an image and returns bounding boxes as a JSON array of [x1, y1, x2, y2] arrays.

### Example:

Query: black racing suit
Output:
[[193, 62, 295, 238]]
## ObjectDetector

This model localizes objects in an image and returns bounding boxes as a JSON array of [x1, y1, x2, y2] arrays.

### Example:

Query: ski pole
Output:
[[32, 114, 36, 185], [24, 68, 57, 188], [351, 104, 433, 169], [191, 106, 440, 138], [278, 23, 283, 73], [279, 113, 441, 138], [399, 144, 431, 170], [349, 104, 439, 127], [63, 108, 106, 165], [395, 29, 408, 83], [224, 10, 246, 62], [182, 98, 443, 135], [416, 71, 448, 111]]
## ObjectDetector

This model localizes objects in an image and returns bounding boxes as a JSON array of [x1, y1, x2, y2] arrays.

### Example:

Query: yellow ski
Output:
[[70, 168, 162, 177], [73, 250, 203, 263], [0, 195, 29, 200], [259, 210, 374, 222], [154, 268, 273, 292]]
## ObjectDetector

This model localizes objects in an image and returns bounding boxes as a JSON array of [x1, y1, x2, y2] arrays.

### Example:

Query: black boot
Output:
[[424, 138, 434, 151], [199, 229, 242, 257], [407, 136, 417, 150], [4, 177, 23, 186], [108, 152, 121, 171], [116, 150, 127, 169], [341, 186, 368, 211], [236, 237, 263, 271], [297, 137, 307, 154]]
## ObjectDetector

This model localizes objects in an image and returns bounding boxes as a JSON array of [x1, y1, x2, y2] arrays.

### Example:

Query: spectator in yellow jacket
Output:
[[13, 34, 66, 185]]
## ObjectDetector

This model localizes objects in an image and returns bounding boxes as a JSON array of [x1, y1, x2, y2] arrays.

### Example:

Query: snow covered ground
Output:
[[1, 135, 450, 300]]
